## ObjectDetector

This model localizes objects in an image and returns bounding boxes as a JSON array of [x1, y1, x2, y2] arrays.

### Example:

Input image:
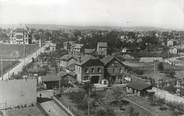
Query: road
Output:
[[40, 100, 69, 116], [0, 43, 50, 80]]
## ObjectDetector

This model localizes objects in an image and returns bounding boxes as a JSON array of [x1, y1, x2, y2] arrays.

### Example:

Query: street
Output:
[[0, 43, 50, 80]]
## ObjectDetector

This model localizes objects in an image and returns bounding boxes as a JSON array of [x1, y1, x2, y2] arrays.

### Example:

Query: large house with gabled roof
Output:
[[74, 55, 104, 83], [101, 55, 128, 85]]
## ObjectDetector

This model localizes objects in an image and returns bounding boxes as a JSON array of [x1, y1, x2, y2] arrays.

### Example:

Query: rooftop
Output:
[[127, 77, 152, 90], [97, 42, 107, 47]]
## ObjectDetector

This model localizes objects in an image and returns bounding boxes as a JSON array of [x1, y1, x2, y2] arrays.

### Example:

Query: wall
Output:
[[0, 79, 37, 109]]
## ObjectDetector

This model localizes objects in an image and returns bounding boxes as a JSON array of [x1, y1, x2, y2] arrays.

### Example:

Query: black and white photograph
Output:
[[0, 0, 184, 116]]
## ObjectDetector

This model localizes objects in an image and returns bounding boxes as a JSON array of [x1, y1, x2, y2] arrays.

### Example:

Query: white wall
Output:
[[0, 79, 37, 109]]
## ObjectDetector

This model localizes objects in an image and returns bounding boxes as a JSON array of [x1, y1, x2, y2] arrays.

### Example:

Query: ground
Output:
[[0, 61, 19, 76], [4, 105, 45, 116]]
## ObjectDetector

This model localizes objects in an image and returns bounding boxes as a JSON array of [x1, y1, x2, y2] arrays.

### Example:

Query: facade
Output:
[[101, 56, 127, 85], [75, 55, 104, 84], [97, 42, 108, 56], [9, 28, 32, 44]]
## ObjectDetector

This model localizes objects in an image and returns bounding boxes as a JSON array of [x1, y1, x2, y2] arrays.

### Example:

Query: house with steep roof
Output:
[[97, 42, 108, 56], [58, 54, 78, 67], [74, 55, 104, 83], [101, 56, 127, 85]]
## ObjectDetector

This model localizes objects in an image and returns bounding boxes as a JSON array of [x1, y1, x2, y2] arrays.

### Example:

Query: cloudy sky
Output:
[[0, 0, 184, 29]]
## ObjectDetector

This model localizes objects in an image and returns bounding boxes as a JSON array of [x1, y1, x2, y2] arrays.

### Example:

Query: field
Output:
[[0, 61, 19, 76], [5, 105, 45, 116], [0, 44, 39, 59]]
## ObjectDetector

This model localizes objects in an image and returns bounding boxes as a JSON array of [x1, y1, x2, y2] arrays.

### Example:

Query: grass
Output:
[[0, 61, 19, 76], [5, 105, 45, 116], [0, 44, 39, 59]]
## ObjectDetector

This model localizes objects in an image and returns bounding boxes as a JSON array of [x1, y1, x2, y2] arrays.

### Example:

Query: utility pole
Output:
[[1, 56, 3, 80]]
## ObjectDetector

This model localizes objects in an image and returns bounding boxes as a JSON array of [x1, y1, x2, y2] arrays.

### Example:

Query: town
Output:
[[0, 24, 184, 116], [0, 0, 184, 116]]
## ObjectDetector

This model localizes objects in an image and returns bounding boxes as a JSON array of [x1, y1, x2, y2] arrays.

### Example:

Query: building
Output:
[[9, 28, 32, 44], [97, 42, 108, 56], [0, 79, 37, 109], [75, 55, 104, 83], [58, 54, 78, 67], [71, 43, 84, 55], [101, 56, 127, 85], [126, 78, 152, 96], [58, 71, 77, 86], [41, 73, 60, 89], [63, 41, 75, 51]]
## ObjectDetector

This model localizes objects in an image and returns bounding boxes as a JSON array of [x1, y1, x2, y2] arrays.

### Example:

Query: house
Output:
[[63, 41, 75, 51], [97, 42, 108, 56], [126, 78, 152, 96], [74, 55, 104, 84], [71, 43, 84, 55], [41, 73, 60, 89], [58, 54, 78, 67], [101, 56, 127, 85], [167, 39, 175, 47], [45, 42, 56, 53], [9, 28, 32, 44]]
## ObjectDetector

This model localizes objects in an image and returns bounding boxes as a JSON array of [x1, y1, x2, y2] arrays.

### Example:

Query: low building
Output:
[[126, 78, 152, 96], [41, 73, 60, 89], [97, 42, 108, 56], [58, 71, 77, 86], [101, 56, 127, 85], [75, 55, 104, 84]]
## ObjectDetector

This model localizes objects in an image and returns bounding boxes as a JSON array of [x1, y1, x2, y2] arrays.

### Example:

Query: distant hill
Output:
[[0, 24, 183, 32]]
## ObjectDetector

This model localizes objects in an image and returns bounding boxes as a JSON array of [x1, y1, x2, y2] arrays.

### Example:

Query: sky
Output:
[[0, 0, 184, 30]]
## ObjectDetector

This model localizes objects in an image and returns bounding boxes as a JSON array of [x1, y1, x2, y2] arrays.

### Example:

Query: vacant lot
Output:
[[0, 44, 39, 59], [0, 61, 19, 76]]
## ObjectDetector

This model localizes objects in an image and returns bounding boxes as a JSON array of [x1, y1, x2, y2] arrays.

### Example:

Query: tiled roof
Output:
[[127, 78, 152, 90], [41, 73, 60, 82], [76, 55, 97, 65], [101, 55, 124, 66], [60, 54, 77, 61]]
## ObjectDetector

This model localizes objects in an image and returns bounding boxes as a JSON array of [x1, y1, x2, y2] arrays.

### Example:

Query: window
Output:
[[112, 68, 115, 73], [91, 68, 95, 73], [84, 76, 89, 80], [97, 68, 102, 73], [85, 68, 89, 73]]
